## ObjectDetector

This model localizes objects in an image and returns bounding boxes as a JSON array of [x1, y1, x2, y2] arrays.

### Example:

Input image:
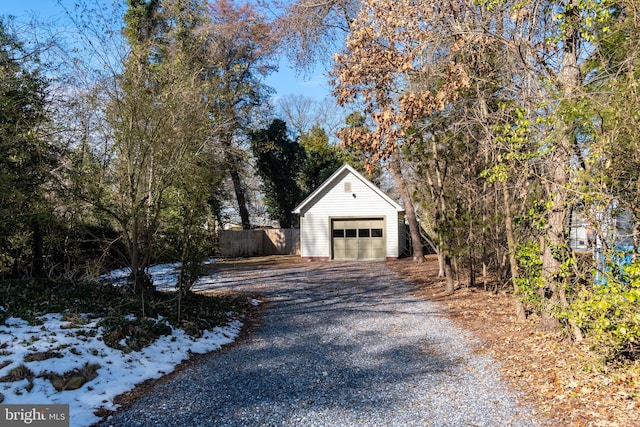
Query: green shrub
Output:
[[99, 316, 172, 352], [569, 260, 640, 361], [514, 241, 545, 310]]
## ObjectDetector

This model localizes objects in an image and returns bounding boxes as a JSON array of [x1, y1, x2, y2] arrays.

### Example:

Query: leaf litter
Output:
[[388, 255, 640, 427]]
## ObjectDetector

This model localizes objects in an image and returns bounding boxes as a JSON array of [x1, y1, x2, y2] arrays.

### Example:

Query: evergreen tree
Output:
[[298, 125, 344, 196], [250, 119, 304, 228], [0, 19, 54, 278]]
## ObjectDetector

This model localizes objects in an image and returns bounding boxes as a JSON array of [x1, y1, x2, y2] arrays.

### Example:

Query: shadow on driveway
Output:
[[100, 260, 542, 427]]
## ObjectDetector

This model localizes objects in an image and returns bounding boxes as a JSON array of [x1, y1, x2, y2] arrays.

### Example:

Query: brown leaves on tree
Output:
[[273, 0, 358, 70], [331, 0, 478, 163]]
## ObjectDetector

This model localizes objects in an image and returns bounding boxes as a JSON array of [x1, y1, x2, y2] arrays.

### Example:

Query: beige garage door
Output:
[[332, 219, 385, 260]]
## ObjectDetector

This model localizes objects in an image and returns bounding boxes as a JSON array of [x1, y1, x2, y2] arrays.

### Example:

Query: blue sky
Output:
[[268, 58, 333, 102], [1, 0, 332, 101]]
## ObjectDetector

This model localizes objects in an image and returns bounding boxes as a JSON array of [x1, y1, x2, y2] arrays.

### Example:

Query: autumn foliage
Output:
[[332, 0, 472, 163]]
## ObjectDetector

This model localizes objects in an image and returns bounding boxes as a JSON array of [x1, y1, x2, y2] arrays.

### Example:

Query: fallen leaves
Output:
[[388, 256, 640, 427], [45, 363, 100, 392]]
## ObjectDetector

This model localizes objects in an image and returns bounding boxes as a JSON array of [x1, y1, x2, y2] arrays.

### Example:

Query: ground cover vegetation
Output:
[[0, 277, 249, 352], [2, 0, 640, 422], [0, 262, 251, 425]]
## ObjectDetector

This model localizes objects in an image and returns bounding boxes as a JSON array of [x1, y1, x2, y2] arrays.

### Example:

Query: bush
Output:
[[99, 316, 173, 352], [569, 259, 640, 362], [514, 241, 545, 310]]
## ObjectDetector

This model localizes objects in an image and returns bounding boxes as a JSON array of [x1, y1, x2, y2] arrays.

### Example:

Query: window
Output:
[[346, 229, 357, 238], [333, 229, 344, 238], [371, 228, 383, 237], [359, 229, 370, 237]]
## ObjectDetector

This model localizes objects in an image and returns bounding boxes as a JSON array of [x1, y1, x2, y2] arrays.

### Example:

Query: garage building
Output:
[[293, 164, 406, 261]]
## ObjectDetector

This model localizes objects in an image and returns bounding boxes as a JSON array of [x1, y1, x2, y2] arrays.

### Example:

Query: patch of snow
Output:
[[98, 258, 218, 292], [0, 260, 240, 427]]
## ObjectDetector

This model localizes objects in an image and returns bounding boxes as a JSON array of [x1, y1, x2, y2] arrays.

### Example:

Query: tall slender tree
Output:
[[202, 0, 277, 229], [332, 0, 473, 264], [64, 0, 213, 293]]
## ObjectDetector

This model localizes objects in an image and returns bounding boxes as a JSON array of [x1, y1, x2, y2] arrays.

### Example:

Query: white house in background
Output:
[[293, 164, 406, 261], [568, 203, 635, 252]]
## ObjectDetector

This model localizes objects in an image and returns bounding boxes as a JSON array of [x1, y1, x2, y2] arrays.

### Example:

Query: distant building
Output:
[[568, 203, 634, 252]]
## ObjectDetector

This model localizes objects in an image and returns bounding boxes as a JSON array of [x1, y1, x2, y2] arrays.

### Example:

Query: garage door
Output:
[[332, 219, 385, 260]]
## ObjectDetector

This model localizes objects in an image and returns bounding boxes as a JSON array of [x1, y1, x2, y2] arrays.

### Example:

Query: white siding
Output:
[[299, 171, 402, 259]]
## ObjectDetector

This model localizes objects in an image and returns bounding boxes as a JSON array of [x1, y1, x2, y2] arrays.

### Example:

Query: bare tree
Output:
[[276, 94, 344, 139], [60, 0, 214, 298], [273, 0, 358, 71], [202, 0, 278, 229]]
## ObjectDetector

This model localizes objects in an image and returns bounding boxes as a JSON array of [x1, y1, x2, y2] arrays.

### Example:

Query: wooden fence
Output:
[[217, 228, 300, 258]]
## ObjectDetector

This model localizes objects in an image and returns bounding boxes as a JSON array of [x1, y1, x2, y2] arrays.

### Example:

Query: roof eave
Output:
[[293, 163, 404, 214]]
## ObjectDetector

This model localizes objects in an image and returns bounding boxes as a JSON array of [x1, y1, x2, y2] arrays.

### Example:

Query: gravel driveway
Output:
[[99, 260, 545, 427]]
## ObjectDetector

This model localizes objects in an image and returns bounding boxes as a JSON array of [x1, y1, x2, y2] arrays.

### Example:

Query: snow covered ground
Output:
[[0, 261, 248, 427]]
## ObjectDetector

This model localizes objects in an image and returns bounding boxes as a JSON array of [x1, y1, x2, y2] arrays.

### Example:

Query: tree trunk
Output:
[[425, 168, 446, 276], [437, 248, 446, 277], [633, 219, 639, 263], [452, 256, 460, 287], [229, 164, 251, 229], [223, 138, 251, 229], [467, 191, 475, 288], [444, 253, 455, 294], [502, 180, 527, 322], [540, 0, 581, 334], [634, 175, 640, 262], [31, 215, 44, 278], [388, 149, 424, 262]]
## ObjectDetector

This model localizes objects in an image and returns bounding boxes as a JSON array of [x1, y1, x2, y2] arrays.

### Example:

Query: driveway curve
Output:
[[99, 260, 545, 427]]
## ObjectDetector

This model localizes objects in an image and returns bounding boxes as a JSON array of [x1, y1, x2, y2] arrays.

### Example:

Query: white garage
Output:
[[293, 164, 406, 261]]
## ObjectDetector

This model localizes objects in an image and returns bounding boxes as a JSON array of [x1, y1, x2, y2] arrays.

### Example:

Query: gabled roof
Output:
[[293, 163, 404, 214]]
